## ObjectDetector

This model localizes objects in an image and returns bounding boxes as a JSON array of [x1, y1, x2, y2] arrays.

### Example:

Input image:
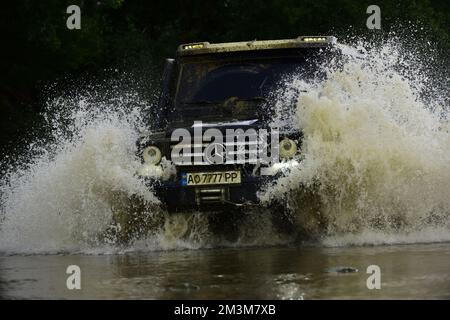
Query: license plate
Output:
[[181, 171, 241, 186]]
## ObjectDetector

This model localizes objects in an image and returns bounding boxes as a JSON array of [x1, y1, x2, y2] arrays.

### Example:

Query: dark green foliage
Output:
[[0, 0, 449, 151]]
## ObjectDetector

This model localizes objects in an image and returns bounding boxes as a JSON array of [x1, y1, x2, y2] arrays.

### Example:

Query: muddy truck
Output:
[[137, 36, 336, 214]]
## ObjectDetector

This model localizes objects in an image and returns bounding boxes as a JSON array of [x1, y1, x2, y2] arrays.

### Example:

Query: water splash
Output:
[[0, 77, 287, 254], [1, 37, 449, 254], [0, 79, 166, 253], [261, 38, 450, 245]]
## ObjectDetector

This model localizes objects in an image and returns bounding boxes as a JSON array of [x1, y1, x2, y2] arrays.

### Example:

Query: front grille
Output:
[[170, 134, 274, 166]]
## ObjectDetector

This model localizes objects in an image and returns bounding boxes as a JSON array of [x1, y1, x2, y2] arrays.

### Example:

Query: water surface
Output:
[[1, 243, 449, 299]]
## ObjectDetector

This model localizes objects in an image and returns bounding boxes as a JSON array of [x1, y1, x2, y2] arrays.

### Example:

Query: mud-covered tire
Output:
[[163, 214, 189, 239], [107, 193, 164, 245]]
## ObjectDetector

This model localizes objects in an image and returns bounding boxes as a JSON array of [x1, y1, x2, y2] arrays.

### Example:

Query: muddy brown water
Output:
[[1, 242, 449, 299]]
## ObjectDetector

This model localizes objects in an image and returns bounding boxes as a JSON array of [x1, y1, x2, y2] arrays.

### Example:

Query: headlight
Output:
[[142, 146, 162, 165], [279, 138, 297, 159]]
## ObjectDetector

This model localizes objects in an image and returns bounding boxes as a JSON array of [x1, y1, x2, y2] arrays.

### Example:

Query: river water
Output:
[[1, 243, 449, 299]]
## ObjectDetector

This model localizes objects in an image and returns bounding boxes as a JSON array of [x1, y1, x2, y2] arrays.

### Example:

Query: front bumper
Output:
[[144, 174, 272, 213], [138, 160, 300, 213]]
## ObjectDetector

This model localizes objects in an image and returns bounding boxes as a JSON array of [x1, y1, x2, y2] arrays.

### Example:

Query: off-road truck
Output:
[[137, 36, 336, 213]]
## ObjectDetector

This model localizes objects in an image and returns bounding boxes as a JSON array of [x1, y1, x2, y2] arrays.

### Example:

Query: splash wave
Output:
[[1, 38, 449, 253], [261, 39, 450, 245]]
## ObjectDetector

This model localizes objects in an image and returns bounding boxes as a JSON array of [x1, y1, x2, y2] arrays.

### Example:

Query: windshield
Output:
[[172, 50, 317, 124], [178, 57, 302, 101]]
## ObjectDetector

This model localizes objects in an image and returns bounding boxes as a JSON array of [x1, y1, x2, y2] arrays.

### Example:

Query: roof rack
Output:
[[177, 36, 337, 56]]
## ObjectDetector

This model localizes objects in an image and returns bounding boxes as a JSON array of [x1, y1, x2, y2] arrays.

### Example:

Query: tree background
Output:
[[0, 0, 449, 152]]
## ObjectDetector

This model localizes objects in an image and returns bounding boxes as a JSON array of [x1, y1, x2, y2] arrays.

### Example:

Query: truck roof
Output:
[[177, 36, 337, 57]]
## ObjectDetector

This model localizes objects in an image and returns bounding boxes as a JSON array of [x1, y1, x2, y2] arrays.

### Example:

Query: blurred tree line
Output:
[[0, 0, 449, 151]]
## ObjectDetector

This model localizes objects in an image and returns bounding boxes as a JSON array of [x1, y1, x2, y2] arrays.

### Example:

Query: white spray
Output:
[[261, 39, 450, 245], [1, 38, 449, 253]]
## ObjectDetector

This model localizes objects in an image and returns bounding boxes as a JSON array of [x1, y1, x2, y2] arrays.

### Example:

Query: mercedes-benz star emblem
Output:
[[204, 142, 226, 164]]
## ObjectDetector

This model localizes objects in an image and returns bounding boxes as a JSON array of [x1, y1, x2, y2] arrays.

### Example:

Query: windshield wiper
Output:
[[181, 100, 221, 105], [233, 97, 267, 102]]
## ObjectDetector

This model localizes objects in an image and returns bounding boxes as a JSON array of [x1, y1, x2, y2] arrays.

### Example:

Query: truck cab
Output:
[[137, 36, 336, 212]]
